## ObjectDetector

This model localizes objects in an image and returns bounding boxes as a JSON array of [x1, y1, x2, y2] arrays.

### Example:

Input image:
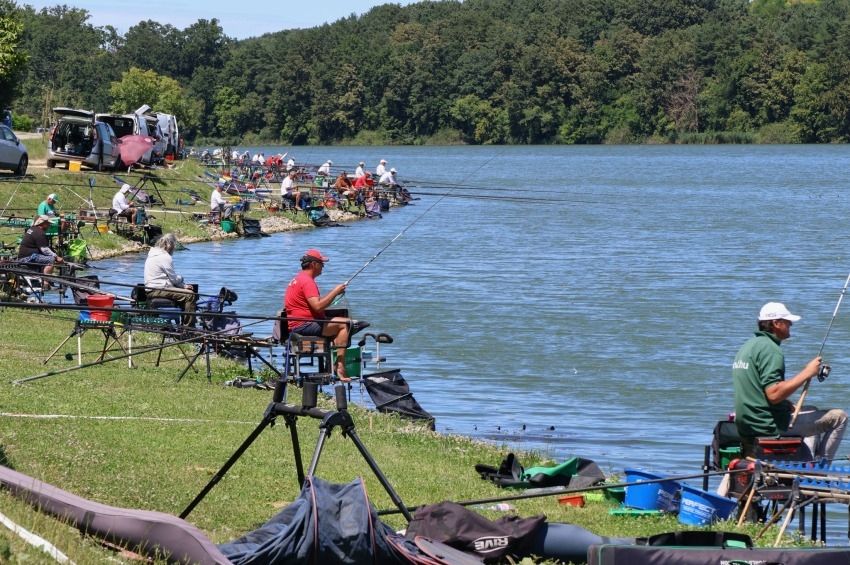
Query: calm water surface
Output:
[[100, 145, 850, 533]]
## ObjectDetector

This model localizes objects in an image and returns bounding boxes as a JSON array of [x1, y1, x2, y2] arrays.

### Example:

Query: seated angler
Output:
[[37, 193, 59, 218], [17, 215, 63, 277], [211, 184, 233, 220], [111, 184, 138, 224], [144, 233, 197, 327], [284, 249, 367, 382], [732, 302, 848, 460]]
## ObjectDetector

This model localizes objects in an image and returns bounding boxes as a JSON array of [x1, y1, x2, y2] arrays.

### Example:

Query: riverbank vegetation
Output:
[[4, 0, 850, 145]]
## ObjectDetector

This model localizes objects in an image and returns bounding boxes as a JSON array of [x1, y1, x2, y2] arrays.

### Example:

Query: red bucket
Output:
[[87, 294, 114, 322]]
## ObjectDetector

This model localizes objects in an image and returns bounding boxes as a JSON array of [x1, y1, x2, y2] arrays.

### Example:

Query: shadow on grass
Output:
[[0, 445, 13, 469]]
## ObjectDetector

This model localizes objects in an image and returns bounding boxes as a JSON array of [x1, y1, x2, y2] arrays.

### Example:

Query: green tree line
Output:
[[4, 0, 850, 144]]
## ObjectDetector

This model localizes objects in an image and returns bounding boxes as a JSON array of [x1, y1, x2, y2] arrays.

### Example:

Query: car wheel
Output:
[[15, 155, 27, 176], [46, 159, 55, 169]]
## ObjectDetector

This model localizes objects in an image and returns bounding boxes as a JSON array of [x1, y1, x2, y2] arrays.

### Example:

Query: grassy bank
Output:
[[2, 146, 313, 258], [0, 304, 803, 563]]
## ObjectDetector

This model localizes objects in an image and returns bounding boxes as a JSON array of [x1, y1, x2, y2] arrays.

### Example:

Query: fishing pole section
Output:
[[789, 272, 850, 427]]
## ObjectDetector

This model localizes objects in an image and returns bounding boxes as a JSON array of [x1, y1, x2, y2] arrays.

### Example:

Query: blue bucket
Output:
[[624, 468, 680, 512], [678, 484, 737, 525]]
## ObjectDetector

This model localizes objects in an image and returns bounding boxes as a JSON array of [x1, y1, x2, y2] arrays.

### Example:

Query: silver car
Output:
[[46, 108, 121, 171], [0, 125, 27, 175]]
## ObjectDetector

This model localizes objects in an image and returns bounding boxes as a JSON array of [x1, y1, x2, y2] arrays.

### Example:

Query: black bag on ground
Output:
[[405, 501, 544, 562], [362, 369, 435, 429], [241, 218, 265, 237]]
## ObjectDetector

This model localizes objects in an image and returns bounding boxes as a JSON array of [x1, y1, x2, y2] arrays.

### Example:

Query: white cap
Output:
[[390, 168, 397, 173], [758, 302, 801, 322], [380, 159, 387, 164], [327, 160, 333, 165], [120, 183, 131, 193]]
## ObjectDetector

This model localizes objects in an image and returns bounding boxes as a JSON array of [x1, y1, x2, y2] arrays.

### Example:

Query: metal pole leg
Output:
[[180, 411, 276, 519], [346, 428, 412, 522]]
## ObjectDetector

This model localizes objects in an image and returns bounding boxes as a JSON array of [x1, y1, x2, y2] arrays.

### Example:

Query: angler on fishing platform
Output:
[[284, 249, 366, 382], [732, 302, 847, 460]]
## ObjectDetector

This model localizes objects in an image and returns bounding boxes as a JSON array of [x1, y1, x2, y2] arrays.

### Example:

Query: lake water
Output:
[[100, 144, 850, 538]]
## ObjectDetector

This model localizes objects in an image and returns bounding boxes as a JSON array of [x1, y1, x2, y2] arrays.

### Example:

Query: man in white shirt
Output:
[[280, 170, 297, 209], [111, 184, 137, 224], [379, 167, 398, 186], [211, 184, 232, 220], [375, 159, 387, 177], [286, 157, 295, 172], [318, 160, 332, 176], [354, 161, 365, 178], [144, 233, 197, 327]]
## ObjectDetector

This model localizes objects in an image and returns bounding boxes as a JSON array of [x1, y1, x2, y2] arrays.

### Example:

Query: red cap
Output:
[[304, 249, 328, 262]]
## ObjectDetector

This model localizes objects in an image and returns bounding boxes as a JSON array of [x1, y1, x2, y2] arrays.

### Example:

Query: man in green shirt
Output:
[[732, 302, 847, 460], [36, 193, 58, 217]]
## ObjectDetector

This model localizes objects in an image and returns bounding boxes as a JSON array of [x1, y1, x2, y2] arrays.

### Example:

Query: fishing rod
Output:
[[0, 178, 24, 219], [789, 271, 850, 427], [23, 268, 229, 302], [0, 299, 334, 326], [377, 467, 749, 516], [408, 189, 606, 206], [343, 151, 505, 287], [12, 315, 274, 385]]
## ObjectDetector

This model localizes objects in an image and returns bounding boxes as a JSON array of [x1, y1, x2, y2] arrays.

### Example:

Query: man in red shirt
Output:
[[284, 249, 353, 381]]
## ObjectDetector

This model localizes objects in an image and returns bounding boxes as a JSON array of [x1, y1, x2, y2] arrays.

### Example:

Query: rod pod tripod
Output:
[[179, 376, 412, 522]]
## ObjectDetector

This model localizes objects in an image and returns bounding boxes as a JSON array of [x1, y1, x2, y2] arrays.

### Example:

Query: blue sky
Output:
[[20, 1, 421, 39]]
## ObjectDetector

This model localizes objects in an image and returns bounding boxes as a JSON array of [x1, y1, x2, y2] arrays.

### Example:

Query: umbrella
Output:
[[118, 135, 154, 166]]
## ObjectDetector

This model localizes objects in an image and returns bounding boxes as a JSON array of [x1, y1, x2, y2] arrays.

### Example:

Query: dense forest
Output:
[[3, 0, 850, 144]]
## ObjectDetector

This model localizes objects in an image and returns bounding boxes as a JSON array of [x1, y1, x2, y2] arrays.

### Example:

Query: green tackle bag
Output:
[[66, 239, 88, 262]]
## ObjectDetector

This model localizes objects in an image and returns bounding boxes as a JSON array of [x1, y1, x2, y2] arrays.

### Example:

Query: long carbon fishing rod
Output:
[[789, 271, 850, 427], [17, 267, 232, 302], [409, 189, 607, 206], [377, 467, 749, 516], [343, 152, 504, 286], [12, 315, 273, 385]]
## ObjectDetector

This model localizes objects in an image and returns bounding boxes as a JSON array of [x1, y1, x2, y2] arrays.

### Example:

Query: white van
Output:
[[154, 113, 179, 159]]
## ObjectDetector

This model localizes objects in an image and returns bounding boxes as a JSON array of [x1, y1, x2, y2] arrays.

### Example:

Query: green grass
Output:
[[0, 307, 812, 563]]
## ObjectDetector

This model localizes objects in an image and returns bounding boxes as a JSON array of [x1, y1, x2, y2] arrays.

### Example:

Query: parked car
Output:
[[0, 125, 27, 175], [95, 111, 154, 166], [46, 108, 121, 171]]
